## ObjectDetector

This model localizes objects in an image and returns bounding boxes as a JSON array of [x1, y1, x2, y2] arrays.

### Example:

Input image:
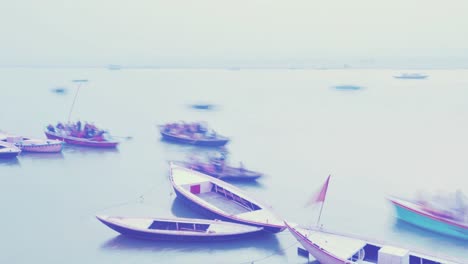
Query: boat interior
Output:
[[182, 181, 261, 215], [349, 243, 445, 264], [148, 220, 210, 233]]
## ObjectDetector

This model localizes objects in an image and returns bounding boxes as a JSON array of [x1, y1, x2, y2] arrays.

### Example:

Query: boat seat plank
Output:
[[197, 192, 251, 215]]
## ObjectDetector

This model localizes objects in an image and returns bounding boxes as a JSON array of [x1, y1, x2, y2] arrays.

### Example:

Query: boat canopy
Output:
[[308, 230, 367, 260]]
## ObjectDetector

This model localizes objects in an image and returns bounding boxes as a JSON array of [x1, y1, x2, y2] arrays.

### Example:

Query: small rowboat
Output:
[[159, 123, 229, 147], [285, 222, 464, 264], [176, 161, 262, 181], [388, 196, 468, 240], [2, 135, 63, 153], [96, 215, 263, 241], [0, 141, 21, 158], [45, 130, 118, 148], [17, 139, 63, 153], [393, 73, 428, 79], [169, 163, 285, 233]]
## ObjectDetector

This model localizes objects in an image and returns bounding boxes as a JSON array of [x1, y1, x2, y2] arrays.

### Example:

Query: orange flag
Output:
[[305, 175, 331, 207]]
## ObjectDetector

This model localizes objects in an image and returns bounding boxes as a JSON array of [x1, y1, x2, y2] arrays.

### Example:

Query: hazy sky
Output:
[[1, 0, 468, 67]]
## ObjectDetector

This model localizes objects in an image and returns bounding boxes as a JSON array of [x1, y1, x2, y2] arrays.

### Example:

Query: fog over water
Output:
[[1, 1, 468, 68]]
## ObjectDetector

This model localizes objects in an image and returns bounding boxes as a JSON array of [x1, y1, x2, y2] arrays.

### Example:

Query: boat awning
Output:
[[308, 230, 367, 260]]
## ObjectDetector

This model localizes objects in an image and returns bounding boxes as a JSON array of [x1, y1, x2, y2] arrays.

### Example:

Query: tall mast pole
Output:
[[67, 79, 88, 123]]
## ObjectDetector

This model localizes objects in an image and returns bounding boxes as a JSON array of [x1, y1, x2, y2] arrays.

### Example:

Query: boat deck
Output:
[[197, 192, 251, 215]]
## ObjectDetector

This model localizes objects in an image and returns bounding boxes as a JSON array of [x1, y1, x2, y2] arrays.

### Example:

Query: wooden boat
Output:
[[190, 103, 215, 110], [169, 163, 285, 233], [175, 161, 262, 181], [17, 139, 63, 153], [285, 222, 464, 264], [0, 141, 21, 158], [159, 123, 229, 147], [45, 130, 118, 148], [96, 215, 263, 241], [2, 134, 63, 153], [394, 73, 428, 79], [388, 196, 468, 240], [45, 122, 119, 148]]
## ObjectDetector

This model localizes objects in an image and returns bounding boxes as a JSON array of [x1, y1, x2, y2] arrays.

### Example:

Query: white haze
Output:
[[1, 0, 468, 68]]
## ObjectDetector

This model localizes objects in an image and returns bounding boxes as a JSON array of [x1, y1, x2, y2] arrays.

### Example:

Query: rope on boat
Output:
[[237, 240, 299, 264], [94, 183, 159, 213]]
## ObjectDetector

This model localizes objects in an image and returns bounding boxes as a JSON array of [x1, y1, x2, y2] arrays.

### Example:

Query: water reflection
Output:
[[170, 197, 209, 219], [62, 145, 120, 155], [101, 232, 281, 253], [19, 152, 65, 160], [0, 157, 20, 167]]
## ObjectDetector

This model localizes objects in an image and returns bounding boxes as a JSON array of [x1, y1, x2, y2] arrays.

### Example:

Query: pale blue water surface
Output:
[[1, 68, 467, 263]]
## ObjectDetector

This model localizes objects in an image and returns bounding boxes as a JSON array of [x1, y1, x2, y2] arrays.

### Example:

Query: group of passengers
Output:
[[416, 190, 468, 222], [163, 122, 217, 139], [47, 121, 106, 141]]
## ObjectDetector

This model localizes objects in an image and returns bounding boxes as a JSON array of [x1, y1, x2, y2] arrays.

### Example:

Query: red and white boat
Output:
[[286, 223, 464, 264], [45, 122, 119, 148], [286, 176, 465, 264]]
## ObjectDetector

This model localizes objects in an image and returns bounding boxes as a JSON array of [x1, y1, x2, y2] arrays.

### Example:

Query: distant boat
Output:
[[51, 87, 67, 94], [394, 73, 428, 79], [96, 215, 263, 241], [169, 163, 285, 233], [0, 141, 21, 158], [285, 222, 464, 264], [45, 122, 119, 148], [1, 134, 63, 153], [190, 103, 216, 110], [388, 196, 468, 240], [107, 64, 122, 70], [175, 160, 263, 181], [334, 85, 362, 91], [159, 122, 229, 147]]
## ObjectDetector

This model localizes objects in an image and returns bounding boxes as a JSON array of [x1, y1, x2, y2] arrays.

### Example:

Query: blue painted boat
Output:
[[159, 123, 229, 147], [393, 73, 428, 79], [96, 215, 263, 241], [174, 160, 262, 181], [0, 141, 21, 158], [388, 196, 468, 240], [169, 163, 285, 233]]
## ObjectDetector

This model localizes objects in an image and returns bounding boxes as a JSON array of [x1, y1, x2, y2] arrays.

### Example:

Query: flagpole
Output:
[[316, 199, 325, 227], [315, 174, 330, 228]]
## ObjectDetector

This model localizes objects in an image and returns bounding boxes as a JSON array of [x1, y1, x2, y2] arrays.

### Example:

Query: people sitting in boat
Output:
[[417, 190, 468, 222], [206, 130, 217, 139], [211, 156, 225, 172], [92, 130, 105, 141], [47, 124, 55, 132], [56, 122, 65, 130], [239, 162, 245, 172]]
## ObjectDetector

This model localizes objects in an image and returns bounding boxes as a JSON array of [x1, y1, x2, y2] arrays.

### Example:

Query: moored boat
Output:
[[285, 222, 464, 264], [45, 122, 119, 148], [3, 135, 63, 153], [96, 215, 263, 241], [175, 160, 262, 181], [388, 195, 468, 240], [393, 73, 428, 79], [159, 122, 229, 147], [18, 139, 63, 153], [0, 141, 21, 158], [169, 163, 285, 233]]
